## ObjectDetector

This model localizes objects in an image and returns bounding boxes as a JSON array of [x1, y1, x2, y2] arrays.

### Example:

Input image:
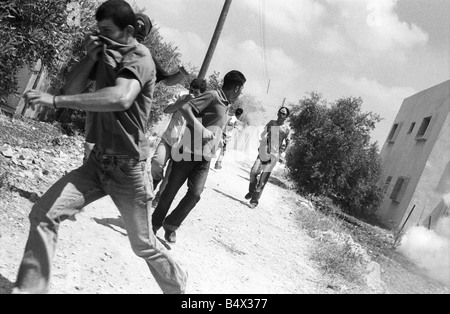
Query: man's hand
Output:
[[23, 90, 54, 110], [184, 93, 195, 102], [84, 33, 104, 62], [178, 66, 190, 77], [202, 129, 216, 142]]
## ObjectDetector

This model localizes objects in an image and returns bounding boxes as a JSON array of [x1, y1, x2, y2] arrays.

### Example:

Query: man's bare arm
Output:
[[25, 73, 141, 112], [178, 103, 215, 141], [63, 57, 97, 95], [64, 34, 104, 95], [164, 94, 194, 114]]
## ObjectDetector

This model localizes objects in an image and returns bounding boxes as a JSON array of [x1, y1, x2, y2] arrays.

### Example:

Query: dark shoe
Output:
[[245, 193, 253, 200], [164, 229, 177, 243], [249, 202, 258, 209], [214, 162, 222, 170]]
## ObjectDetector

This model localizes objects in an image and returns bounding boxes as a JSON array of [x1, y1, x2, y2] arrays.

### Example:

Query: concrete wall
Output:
[[378, 80, 450, 229], [409, 88, 450, 229]]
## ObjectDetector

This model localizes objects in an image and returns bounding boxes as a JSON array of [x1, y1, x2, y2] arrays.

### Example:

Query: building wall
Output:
[[378, 80, 450, 229], [409, 89, 450, 229]]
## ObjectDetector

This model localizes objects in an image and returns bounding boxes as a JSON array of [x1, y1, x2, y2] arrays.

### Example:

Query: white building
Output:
[[377, 80, 450, 230]]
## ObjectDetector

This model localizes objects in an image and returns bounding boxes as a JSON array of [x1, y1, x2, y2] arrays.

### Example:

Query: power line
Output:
[[259, 0, 269, 92]]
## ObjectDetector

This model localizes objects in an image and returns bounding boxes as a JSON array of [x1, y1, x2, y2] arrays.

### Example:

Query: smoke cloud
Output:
[[398, 217, 450, 288]]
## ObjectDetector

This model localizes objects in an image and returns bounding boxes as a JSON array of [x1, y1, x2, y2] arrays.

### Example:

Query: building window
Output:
[[408, 122, 416, 134], [416, 116, 432, 139], [386, 176, 393, 186], [387, 123, 401, 143], [390, 177, 410, 203], [384, 176, 393, 193]]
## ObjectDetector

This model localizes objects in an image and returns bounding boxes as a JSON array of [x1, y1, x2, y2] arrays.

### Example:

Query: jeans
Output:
[[14, 148, 187, 294], [248, 155, 278, 205], [152, 158, 210, 231], [150, 140, 173, 205], [151, 140, 172, 189]]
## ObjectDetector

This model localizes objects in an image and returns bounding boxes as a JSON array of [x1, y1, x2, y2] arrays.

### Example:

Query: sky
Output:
[[129, 0, 449, 146]]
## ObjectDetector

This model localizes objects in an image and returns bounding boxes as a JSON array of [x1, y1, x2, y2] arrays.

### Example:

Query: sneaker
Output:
[[164, 229, 177, 243], [214, 162, 222, 170], [245, 193, 253, 200], [249, 202, 258, 209]]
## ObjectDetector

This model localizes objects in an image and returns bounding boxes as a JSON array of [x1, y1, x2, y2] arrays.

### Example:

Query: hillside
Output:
[[0, 113, 448, 294]]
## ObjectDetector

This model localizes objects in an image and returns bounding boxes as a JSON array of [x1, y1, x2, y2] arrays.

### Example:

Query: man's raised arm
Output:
[[64, 34, 103, 95]]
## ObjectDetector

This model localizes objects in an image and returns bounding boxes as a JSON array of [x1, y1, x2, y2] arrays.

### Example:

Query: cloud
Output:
[[339, 75, 417, 143], [239, 0, 326, 36], [340, 75, 416, 117], [156, 27, 208, 67], [318, 0, 429, 58], [210, 39, 304, 99], [133, 0, 189, 18]]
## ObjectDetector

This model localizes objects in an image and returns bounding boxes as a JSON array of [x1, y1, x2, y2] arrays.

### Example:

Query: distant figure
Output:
[[151, 78, 207, 207], [152, 70, 247, 244], [246, 107, 291, 208], [214, 108, 244, 170]]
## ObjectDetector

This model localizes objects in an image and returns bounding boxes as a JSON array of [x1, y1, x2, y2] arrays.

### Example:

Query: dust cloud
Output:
[[398, 217, 450, 288]]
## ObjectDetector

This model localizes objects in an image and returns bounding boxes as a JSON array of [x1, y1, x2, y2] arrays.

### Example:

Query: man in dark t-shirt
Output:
[[152, 71, 247, 244], [83, 12, 190, 163], [18, 0, 186, 294]]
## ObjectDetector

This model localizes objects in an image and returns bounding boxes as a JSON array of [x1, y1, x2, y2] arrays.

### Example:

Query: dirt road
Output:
[[0, 149, 333, 294]]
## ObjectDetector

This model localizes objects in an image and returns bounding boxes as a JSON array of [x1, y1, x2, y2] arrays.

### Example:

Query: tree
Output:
[[285, 92, 385, 218], [1, 1, 188, 134], [0, 0, 99, 106]]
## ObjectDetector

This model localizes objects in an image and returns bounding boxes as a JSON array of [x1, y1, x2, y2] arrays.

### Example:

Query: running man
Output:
[[152, 71, 247, 244], [151, 78, 207, 207], [17, 0, 187, 294], [246, 107, 291, 208]]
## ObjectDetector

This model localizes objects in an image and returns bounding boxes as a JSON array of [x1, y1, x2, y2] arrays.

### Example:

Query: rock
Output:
[[1, 145, 14, 158], [365, 261, 386, 294]]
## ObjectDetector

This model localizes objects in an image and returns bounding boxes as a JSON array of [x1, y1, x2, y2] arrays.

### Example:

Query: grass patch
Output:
[[296, 195, 372, 288]]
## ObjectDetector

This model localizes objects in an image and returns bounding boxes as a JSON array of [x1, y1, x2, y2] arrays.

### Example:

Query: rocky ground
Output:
[[0, 114, 448, 294]]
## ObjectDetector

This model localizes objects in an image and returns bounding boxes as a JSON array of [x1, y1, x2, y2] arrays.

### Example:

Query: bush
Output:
[[285, 92, 385, 219]]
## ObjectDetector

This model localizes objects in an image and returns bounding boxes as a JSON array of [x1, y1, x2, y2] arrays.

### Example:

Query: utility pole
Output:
[[198, 0, 233, 80]]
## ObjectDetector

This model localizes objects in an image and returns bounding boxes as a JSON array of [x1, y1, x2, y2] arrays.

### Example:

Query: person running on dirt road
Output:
[[214, 108, 244, 170], [17, 0, 187, 294], [245, 107, 291, 208], [152, 70, 247, 244], [151, 78, 207, 208]]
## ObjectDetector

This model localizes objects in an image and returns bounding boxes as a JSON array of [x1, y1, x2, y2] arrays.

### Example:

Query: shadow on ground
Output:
[[93, 217, 128, 237], [268, 176, 291, 190], [212, 189, 249, 207], [94, 217, 172, 250]]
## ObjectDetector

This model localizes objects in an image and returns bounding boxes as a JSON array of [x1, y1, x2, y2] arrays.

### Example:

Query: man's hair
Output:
[[278, 107, 290, 117], [96, 0, 137, 33], [223, 70, 246, 90], [136, 13, 153, 42], [235, 108, 244, 116], [190, 78, 207, 93]]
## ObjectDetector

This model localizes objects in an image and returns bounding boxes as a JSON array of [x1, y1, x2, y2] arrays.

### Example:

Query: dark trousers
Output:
[[249, 155, 277, 205], [152, 158, 211, 231]]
